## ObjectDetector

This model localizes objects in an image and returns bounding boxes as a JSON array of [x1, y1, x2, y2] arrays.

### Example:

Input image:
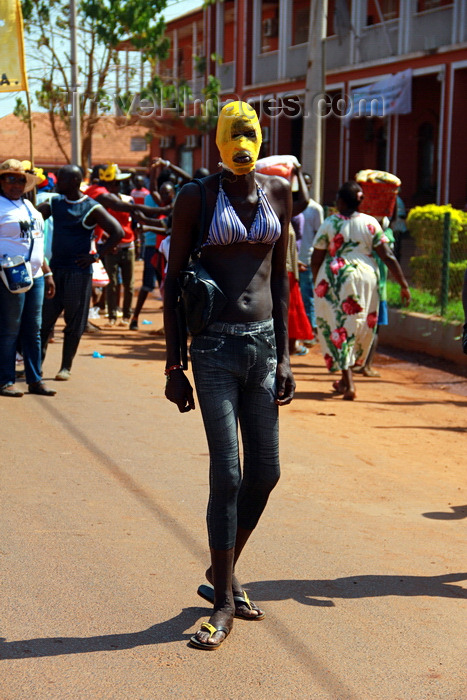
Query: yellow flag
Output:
[[0, 0, 28, 92]]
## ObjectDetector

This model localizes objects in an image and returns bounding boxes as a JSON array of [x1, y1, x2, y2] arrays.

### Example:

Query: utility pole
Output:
[[301, 0, 328, 203], [70, 0, 81, 166]]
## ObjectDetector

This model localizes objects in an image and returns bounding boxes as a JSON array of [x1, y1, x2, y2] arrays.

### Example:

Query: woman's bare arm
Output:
[[163, 182, 201, 412]]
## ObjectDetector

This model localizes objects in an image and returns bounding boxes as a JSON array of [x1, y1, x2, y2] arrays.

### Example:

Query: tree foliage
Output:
[[17, 0, 169, 165]]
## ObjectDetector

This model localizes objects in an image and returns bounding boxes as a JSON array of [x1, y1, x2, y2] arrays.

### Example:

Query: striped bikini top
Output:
[[203, 179, 282, 247]]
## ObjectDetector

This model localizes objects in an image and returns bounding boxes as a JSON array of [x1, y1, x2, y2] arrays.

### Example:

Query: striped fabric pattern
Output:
[[204, 181, 281, 247]]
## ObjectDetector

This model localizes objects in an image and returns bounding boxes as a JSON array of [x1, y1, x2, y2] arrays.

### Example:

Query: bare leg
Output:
[[130, 288, 149, 327], [205, 526, 265, 619], [193, 548, 235, 647], [342, 368, 356, 400], [332, 373, 346, 394], [361, 331, 380, 377]]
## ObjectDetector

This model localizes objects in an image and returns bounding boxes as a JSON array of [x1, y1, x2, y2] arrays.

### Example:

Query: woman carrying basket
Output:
[[311, 180, 411, 400]]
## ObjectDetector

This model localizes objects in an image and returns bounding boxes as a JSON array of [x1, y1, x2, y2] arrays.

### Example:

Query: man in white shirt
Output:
[[298, 173, 324, 336]]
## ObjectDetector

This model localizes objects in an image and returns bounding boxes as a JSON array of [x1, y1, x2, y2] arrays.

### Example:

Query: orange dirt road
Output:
[[1, 287, 466, 700]]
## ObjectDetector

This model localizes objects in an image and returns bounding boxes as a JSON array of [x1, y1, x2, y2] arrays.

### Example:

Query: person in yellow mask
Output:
[[163, 101, 295, 650], [215, 100, 262, 176]]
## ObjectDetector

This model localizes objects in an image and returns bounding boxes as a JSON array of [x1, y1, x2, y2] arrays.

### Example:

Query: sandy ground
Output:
[[1, 278, 466, 700]]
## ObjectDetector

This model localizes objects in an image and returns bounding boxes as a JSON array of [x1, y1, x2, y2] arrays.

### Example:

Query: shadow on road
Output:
[[0, 606, 207, 660], [243, 572, 467, 608], [422, 505, 467, 520], [3, 573, 465, 660]]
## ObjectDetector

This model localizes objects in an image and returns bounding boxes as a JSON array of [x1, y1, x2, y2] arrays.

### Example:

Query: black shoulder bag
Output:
[[178, 178, 228, 338]]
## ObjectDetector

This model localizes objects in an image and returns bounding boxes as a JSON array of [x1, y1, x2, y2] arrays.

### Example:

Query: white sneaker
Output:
[[88, 307, 100, 319], [55, 369, 71, 381]]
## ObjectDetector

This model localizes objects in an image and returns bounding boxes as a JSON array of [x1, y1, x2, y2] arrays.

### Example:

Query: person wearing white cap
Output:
[[0, 159, 56, 397]]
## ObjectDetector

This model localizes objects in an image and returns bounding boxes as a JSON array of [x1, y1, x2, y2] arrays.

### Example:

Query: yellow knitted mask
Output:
[[216, 101, 262, 175]]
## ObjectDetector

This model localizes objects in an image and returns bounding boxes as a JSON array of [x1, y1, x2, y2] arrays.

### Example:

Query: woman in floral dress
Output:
[[311, 181, 410, 400]]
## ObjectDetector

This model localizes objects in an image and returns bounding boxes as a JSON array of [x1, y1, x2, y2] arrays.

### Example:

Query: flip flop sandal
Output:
[[293, 345, 309, 356], [189, 622, 230, 650], [197, 584, 266, 621]]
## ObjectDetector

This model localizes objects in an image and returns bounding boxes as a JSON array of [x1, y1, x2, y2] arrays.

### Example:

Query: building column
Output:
[[172, 30, 178, 81], [278, 0, 288, 81], [441, 63, 455, 204], [252, 0, 260, 86], [202, 7, 209, 168], [391, 114, 399, 177], [437, 64, 452, 205], [350, 0, 364, 64], [215, 0, 223, 81], [192, 20, 198, 98]]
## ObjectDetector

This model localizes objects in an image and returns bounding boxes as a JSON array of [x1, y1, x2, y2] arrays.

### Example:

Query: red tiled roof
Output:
[[0, 112, 154, 169]]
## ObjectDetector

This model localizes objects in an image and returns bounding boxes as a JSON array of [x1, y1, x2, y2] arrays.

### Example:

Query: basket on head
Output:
[[355, 169, 400, 218]]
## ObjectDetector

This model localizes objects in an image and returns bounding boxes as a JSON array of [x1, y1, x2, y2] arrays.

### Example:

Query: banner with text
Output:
[[345, 69, 412, 124], [0, 0, 28, 92]]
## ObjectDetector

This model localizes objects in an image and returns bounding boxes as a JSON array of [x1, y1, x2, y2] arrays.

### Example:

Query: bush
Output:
[[407, 204, 467, 300], [410, 256, 467, 297], [407, 204, 467, 252]]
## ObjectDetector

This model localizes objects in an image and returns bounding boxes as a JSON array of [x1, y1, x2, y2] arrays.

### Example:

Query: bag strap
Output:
[[191, 178, 206, 257], [23, 201, 37, 262], [24, 236, 34, 262]]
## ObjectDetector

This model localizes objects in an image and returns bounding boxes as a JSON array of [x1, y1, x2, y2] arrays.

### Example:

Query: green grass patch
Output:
[[387, 280, 464, 323]]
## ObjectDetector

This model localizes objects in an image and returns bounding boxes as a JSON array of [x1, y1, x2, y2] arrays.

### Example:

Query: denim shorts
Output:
[[190, 319, 280, 549]]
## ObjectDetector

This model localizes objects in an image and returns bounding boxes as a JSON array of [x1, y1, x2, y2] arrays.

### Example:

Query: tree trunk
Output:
[[48, 111, 71, 164], [301, 0, 328, 203]]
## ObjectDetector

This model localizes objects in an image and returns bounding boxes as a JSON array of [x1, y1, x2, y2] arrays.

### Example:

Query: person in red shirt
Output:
[[130, 174, 149, 205], [85, 164, 170, 326], [130, 175, 150, 259]]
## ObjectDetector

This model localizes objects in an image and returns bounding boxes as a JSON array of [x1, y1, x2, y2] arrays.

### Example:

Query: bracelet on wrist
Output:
[[43, 271, 53, 278], [164, 364, 183, 377]]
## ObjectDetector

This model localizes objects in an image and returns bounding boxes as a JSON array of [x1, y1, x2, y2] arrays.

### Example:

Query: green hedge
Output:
[[407, 204, 467, 299], [410, 256, 467, 296]]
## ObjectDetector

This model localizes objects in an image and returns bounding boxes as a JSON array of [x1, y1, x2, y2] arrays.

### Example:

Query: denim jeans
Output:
[[0, 275, 44, 386], [299, 267, 317, 330], [190, 319, 280, 550], [104, 247, 135, 320]]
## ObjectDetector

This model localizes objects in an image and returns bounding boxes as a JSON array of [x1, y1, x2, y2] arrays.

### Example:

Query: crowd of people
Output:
[[0, 156, 188, 395]]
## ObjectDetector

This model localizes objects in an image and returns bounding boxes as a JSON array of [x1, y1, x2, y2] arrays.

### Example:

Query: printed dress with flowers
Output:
[[313, 212, 388, 371]]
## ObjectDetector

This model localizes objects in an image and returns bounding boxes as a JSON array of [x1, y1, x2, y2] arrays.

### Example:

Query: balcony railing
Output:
[[357, 20, 399, 63], [410, 7, 454, 52]]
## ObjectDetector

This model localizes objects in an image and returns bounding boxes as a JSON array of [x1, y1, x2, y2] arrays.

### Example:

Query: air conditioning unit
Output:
[[262, 17, 278, 38], [262, 126, 270, 143], [185, 134, 198, 149]]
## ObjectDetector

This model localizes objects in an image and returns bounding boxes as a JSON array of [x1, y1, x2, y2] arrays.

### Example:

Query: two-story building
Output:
[[149, 0, 467, 209]]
